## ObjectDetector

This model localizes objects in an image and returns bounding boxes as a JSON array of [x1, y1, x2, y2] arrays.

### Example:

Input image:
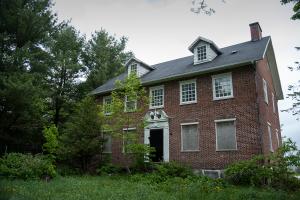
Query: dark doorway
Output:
[[149, 129, 163, 162]]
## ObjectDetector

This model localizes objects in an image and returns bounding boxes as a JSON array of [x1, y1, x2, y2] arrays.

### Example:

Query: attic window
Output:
[[197, 45, 207, 61], [130, 63, 137, 75]]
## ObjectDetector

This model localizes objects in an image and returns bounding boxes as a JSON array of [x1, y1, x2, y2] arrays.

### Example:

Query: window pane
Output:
[[216, 121, 236, 150], [130, 64, 137, 75], [197, 45, 207, 61], [214, 75, 232, 99], [181, 82, 196, 103], [182, 124, 198, 151], [125, 96, 137, 112], [104, 96, 112, 114], [151, 88, 163, 107]]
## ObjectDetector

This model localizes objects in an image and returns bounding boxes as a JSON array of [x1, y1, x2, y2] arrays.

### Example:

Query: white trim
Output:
[[123, 127, 137, 131], [149, 85, 164, 109], [179, 79, 197, 105], [181, 122, 199, 152], [103, 95, 112, 115], [180, 122, 199, 126], [212, 72, 234, 101], [214, 118, 236, 123], [263, 78, 269, 104], [215, 119, 238, 151], [262, 37, 271, 59], [275, 129, 280, 147]]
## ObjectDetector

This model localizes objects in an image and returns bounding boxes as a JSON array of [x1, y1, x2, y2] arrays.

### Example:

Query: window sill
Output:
[[216, 149, 238, 152], [213, 96, 234, 101], [149, 106, 164, 110], [180, 101, 197, 106], [181, 150, 200, 152]]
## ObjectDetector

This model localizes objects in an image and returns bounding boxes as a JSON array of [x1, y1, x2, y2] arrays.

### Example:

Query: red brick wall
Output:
[[255, 58, 282, 156], [96, 64, 281, 169]]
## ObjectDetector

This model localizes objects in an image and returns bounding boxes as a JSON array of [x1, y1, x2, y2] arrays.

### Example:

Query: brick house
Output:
[[91, 22, 283, 174]]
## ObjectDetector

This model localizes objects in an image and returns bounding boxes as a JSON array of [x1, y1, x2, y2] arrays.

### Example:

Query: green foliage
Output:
[[154, 161, 194, 179], [42, 124, 58, 160], [97, 164, 123, 175], [58, 97, 104, 172], [0, 153, 56, 179], [281, 0, 300, 20], [81, 29, 133, 95], [225, 138, 300, 191]]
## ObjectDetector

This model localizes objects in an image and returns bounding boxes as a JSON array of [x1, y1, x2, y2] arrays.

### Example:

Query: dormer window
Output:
[[130, 63, 137, 75], [197, 45, 207, 61]]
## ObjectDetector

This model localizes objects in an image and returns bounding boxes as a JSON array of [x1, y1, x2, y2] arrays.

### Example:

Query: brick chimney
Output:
[[249, 22, 262, 41]]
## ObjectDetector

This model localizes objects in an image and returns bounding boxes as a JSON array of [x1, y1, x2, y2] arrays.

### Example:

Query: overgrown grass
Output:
[[0, 175, 299, 200]]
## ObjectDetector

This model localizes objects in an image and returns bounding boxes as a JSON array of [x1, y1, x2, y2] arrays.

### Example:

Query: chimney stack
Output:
[[249, 22, 262, 41]]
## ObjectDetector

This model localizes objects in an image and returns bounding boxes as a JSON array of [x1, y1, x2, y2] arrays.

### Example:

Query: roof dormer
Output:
[[188, 36, 221, 65], [126, 57, 153, 77]]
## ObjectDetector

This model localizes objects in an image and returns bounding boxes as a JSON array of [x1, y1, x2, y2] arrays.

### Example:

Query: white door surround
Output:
[[144, 110, 169, 162]]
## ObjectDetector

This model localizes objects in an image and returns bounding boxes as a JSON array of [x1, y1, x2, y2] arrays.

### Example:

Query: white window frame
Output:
[[275, 129, 280, 147], [124, 95, 137, 112], [122, 127, 136, 153], [215, 118, 237, 151], [130, 63, 137, 75], [149, 85, 164, 109], [272, 92, 276, 113], [212, 72, 234, 100], [103, 95, 112, 115], [263, 78, 268, 104], [180, 79, 197, 105], [197, 45, 207, 62], [267, 122, 274, 152], [102, 132, 112, 154], [180, 122, 199, 152]]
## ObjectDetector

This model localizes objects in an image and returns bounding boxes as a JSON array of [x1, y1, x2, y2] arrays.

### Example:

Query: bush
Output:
[[97, 164, 123, 175], [0, 153, 56, 179], [225, 156, 270, 186], [154, 161, 194, 179]]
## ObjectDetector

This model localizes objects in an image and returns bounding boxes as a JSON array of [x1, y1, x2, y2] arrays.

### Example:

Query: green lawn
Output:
[[0, 175, 299, 200]]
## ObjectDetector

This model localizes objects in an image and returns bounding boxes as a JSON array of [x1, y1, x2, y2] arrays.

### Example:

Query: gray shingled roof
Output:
[[91, 36, 270, 95]]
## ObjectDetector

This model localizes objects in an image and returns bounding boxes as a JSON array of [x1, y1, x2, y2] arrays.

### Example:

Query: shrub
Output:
[[154, 161, 194, 179], [97, 163, 123, 175], [225, 156, 270, 186], [0, 153, 56, 179]]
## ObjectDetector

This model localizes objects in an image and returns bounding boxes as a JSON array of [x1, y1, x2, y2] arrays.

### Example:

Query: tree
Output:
[[0, 0, 57, 152], [81, 29, 133, 95], [104, 73, 153, 172], [42, 124, 59, 161], [191, 0, 226, 15], [281, 0, 300, 20], [58, 97, 105, 172], [46, 25, 85, 127]]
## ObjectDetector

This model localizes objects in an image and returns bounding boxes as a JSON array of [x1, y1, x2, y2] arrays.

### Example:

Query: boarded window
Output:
[[123, 129, 137, 153], [272, 93, 276, 113], [181, 124, 198, 151], [268, 124, 274, 152], [263, 79, 268, 104], [216, 120, 237, 151], [103, 134, 112, 153]]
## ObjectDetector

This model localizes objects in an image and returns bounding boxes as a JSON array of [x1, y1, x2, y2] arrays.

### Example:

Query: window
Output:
[[123, 128, 137, 153], [275, 129, 280, 147], [197, 45, 207, 61], [180, 80, 197, 104], [268, 123, 274, 152], [125, 95, 137, 112], [181, 122, 199, 151], [263, 79, 268, 104], [150, 86, 164, 109], [102, 133, 112, 153], [272, 92, 276, 113], [212, 73, 233, 100], [215, 119, 237, 151], [130, 63, 137, 75], [103, 96, 112, 115]]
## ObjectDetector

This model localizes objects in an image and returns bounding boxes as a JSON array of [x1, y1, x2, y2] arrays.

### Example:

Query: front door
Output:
[[149, 129, 164, 162]]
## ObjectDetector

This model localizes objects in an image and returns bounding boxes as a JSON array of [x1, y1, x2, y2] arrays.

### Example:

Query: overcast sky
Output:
[[53, 0, 300, 146]]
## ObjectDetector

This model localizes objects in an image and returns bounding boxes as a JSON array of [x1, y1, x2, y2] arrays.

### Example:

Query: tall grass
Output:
[[0, 176, 299, 200]]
